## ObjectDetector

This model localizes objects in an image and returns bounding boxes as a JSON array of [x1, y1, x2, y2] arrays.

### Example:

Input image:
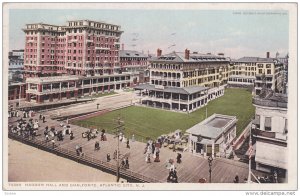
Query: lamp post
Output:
[[208, 155, 213, 183], [113, 115, 124, 182]]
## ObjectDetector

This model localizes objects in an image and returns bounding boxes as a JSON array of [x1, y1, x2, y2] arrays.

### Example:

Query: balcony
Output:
[[252, 97, 287, 108], [95, 47, 110, 51]]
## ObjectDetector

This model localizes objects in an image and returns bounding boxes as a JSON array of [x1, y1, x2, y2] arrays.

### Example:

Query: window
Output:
[[267, 69, 271, 74], [258, 69, 262, 74], [265, 117, 272, 131]]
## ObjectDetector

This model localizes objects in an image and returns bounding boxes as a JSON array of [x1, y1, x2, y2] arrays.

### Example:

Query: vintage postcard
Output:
[[2, 2, 298, 192]]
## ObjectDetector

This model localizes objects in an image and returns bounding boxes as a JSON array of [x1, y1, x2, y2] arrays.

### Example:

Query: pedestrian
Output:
[[274, 171, 278, 183], [125, 157, 129, 169], [94, 141, 100, 150], [154, 148, 160, 162], [76, 145, 80, 156], [42, 115, 46, 123], [113, 150, 117, 160], [121, 159, 126, 168], [146, 153, 151, 163], [45, 134, 49, 141], [51, 139, 55, 148], [176, 153, 182, 164], [126, 140, 130, 148], [107, 153, 111, 162], [70, 131, 74, 140], [234, 174, 239, 183], [79, 146, 83, 156], [151, 142, 155, 154]]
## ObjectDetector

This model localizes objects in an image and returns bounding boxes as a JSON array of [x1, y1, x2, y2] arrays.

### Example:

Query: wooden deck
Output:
[[8, 114, 264, 183]]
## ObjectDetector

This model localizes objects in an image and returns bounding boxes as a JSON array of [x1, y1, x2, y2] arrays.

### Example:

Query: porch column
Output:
[[14, 88, 18, 100], [51, 83, 53, 91], [187, 94, 190, 113], [179, 94, 181, 111], [49, 94, 53, 102], [170, 92, 172, 110]]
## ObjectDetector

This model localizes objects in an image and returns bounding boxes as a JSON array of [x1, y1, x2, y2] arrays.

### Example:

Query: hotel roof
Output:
[[150, 52, 230, 63], [120, 50, 148, 58], [234, 57, 276, 63], [134, 83, 208, 95]]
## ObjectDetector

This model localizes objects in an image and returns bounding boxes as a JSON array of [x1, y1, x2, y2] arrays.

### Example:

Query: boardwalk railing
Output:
[[8, 132, 161, 183]]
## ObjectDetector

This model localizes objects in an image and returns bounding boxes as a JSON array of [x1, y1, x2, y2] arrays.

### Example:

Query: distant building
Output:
[[186, 114, 237, 158], [228, 52, 285, 95], [8, 82, 26, 108], [252, 92, 288, 177], [134, 49, 228, 113], [8, 49, 24, 82]]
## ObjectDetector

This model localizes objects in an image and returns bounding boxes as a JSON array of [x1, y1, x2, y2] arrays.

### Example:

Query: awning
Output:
[[265, 117, 271, 127], [255, 141, 287, 169]]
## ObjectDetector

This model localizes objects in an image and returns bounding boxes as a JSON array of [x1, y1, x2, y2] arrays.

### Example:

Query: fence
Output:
[[8, 131, 161, 183]]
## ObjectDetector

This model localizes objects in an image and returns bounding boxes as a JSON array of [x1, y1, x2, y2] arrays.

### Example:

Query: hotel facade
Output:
[[134, 49, 228, 113], [228, 52, 285, 95], [22, 20, 138, 103]]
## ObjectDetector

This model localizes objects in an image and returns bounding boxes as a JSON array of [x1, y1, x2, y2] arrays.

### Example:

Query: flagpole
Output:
[[248, 127, 252, 183]]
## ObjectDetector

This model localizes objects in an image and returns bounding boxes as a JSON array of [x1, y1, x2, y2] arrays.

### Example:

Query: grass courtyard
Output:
[[72, 88, 255, 142]]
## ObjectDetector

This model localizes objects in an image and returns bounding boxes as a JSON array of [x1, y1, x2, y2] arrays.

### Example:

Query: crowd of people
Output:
[[9, 109, 186, 183]]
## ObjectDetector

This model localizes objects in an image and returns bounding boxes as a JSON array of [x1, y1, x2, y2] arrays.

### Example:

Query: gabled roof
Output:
[[150, 52, 230, 63], [234, 57, 275, 63]]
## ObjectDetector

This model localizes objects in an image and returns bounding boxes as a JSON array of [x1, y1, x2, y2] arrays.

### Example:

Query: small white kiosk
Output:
[[186, 114, 237, 158]]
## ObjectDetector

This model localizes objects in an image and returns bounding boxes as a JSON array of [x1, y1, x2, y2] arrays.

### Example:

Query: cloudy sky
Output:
[[9, 9, 289, 59]]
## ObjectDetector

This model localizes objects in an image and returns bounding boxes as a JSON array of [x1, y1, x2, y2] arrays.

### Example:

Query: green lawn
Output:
[[73, 88, 255, 142]]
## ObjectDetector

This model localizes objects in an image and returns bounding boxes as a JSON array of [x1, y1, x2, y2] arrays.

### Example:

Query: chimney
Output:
[[266, 52, 270, 58], [121, 43, 124, 51], [185, 48, 190, 60], [157, 48, 162, 57]]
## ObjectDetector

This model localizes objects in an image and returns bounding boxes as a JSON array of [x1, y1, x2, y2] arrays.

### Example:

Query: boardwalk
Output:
[[8, 114, 264, 183]]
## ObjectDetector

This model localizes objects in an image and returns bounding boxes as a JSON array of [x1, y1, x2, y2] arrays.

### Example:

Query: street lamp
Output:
[[113, 115, 124, 182], [208, 155, 213, 183]]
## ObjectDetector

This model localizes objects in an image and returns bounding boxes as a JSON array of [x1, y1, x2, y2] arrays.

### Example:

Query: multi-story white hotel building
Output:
[[134, 49, 228, 113], [252, 92, 288, 178], [22, 20, 136, 103]]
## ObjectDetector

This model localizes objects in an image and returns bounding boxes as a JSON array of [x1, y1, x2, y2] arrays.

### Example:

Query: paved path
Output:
[[42, 91, 138, 119], [8, 113, 265, 183]]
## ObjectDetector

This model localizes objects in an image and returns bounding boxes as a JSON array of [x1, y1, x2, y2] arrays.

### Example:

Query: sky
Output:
[[8, 9, 289, 59]]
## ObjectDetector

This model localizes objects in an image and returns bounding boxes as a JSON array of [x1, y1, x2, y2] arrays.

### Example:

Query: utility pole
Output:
[[113, 114, 125, 182]]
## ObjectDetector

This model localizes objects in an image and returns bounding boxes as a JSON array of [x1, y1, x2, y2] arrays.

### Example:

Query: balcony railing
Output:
[[252, 98, 287, 108]]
